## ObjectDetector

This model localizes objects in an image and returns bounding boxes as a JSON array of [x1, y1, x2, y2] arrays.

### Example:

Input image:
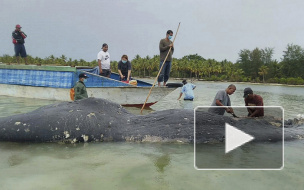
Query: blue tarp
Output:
[[0, 69, 76, 88], [78, 67, 152, 87], [0, 67, 153, 89]]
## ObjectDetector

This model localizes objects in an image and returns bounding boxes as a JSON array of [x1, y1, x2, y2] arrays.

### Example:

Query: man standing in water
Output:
[[158, 30, 174, 86], [208, 84, 236, 115], [97, 43, 111, 77], [243, 87, 264, 117], [177, 79, 196, 101], [12, 24, 28, 64]]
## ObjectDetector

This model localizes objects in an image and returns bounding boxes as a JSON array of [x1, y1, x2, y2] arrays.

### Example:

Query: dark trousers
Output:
[[14, 43, 27, 57], [158, 61, 171, 83], [99, 69, 111, 77]]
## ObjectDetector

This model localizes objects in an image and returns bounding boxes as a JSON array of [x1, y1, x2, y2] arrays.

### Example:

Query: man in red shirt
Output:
[[244, 87, 264, 117]]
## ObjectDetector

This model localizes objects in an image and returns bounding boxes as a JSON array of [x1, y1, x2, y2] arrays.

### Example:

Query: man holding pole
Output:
[[158, 30, 174, 87], [141, 23, 180, 113]]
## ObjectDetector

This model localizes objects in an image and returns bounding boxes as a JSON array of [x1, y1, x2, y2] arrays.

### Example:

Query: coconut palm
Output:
[[258, 65, 269, 83]]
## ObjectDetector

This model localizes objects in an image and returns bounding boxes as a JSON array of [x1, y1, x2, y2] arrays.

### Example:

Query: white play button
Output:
[[225, 123, 255, 154]]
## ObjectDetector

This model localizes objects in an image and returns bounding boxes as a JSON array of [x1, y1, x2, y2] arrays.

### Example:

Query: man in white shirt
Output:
[[97, 43, 111, 77]]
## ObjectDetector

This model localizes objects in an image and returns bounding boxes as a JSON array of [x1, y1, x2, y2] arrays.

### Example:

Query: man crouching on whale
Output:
[[208, 84, 236, 115], [243, 87, 264, 117]]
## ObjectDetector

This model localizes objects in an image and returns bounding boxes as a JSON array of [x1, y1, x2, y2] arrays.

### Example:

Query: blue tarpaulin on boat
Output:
[[78, 67, 152, 87], [0, 69, 76, 88], [76, 70, 131, 87], [0, 67, 152, 89]]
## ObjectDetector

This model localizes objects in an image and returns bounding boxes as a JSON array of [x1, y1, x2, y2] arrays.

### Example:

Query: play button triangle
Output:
[[225, 123, 255, 154]]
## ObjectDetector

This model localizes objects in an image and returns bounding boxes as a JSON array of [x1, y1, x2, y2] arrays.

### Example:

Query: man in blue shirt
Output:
[[177, 79, 196, 101]]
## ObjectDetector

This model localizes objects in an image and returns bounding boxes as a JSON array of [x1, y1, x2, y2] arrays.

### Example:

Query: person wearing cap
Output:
[[74, 73, 89, 100], [158, 30, 174, 87], [177, 79, 196, 101], [243, 87, 264, 117], [97, 43, 111, 78], [117, 54, 132, 81], [208, 84, 236, 115], [12, 24, 28, 64]]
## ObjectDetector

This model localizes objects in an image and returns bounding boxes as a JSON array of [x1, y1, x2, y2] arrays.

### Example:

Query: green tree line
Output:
[[1, 44, 304, 85]]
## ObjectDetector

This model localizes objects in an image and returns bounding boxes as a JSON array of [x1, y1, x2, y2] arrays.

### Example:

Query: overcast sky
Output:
[[1, 0, 303, 62]]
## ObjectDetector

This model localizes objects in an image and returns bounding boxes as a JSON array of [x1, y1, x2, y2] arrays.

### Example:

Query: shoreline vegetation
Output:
[[1, 44, 304, 86]]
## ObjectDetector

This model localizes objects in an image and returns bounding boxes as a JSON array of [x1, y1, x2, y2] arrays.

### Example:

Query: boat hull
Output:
[[0, 84, 176, 106]]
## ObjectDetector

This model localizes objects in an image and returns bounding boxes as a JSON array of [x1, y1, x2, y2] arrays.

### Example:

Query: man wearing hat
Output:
[[74, 73, 89, 100], [12, 24, 28, 64], [243, 87, 264, 117], [177, 79, 196, 101]]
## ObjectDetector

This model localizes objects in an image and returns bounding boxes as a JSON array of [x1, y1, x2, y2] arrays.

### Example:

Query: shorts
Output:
[[14, 44, 27, 57], [184, 98, 193, 101], [100, 69, 111, 77]]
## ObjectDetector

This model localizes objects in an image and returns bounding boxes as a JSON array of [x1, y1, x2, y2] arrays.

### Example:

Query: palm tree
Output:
[[143, 55, 150, 77], [132, 54, 142, 77], [258, 65, 269, 83], [60, 55, 67, 64], [49, 55, 55, 64], [231, 69, 244, 81], [67, 58, 73, 66]]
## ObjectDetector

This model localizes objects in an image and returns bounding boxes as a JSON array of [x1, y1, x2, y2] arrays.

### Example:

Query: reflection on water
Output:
[[0, 82, 304, 189], [154, 154, 171, 173]]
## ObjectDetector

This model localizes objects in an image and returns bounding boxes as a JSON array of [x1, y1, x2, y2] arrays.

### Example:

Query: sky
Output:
[[1, 0, 304, 62]]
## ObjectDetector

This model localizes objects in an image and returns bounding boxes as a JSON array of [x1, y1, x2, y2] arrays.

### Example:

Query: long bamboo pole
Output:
[[140, 22, 181, 113]]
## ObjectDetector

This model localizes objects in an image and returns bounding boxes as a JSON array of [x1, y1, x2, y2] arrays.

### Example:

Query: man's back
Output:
[[182, 83, 195, 100]]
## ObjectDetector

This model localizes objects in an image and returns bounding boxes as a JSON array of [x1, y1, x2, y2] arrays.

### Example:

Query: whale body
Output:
[[0, 98, 303, 143]]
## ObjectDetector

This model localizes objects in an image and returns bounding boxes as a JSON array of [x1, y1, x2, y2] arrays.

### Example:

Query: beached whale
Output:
[[0, 98, 303, 143]]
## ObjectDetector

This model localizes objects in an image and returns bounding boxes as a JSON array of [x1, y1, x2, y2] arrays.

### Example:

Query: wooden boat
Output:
[[0, 64, 180, 107]]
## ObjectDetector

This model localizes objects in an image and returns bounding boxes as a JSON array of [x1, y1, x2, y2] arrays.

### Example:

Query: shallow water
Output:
[[151, 80, 304, 120], [0, 141, 303, 190], [0, 81, 304, 190]]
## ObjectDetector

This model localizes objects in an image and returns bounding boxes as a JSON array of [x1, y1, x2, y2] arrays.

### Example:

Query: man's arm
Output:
[[245, 98, 255, 117], [12, 36, 17, 44], [192, 84, 196, 90], [74, 83, 82, 100], [127, 62, 132, 81], [118, 69, 123, 79], [215, 99, 233, 113], [12, 32, 18, 44], [20, 31, 27, 39], [159, 39, 170, 52], [98, 59, 102, 74], [177, 92, 183, 100], [249, 109, 260, 117], [249, 97, 263, 117], [127, 70, 131, 81]]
